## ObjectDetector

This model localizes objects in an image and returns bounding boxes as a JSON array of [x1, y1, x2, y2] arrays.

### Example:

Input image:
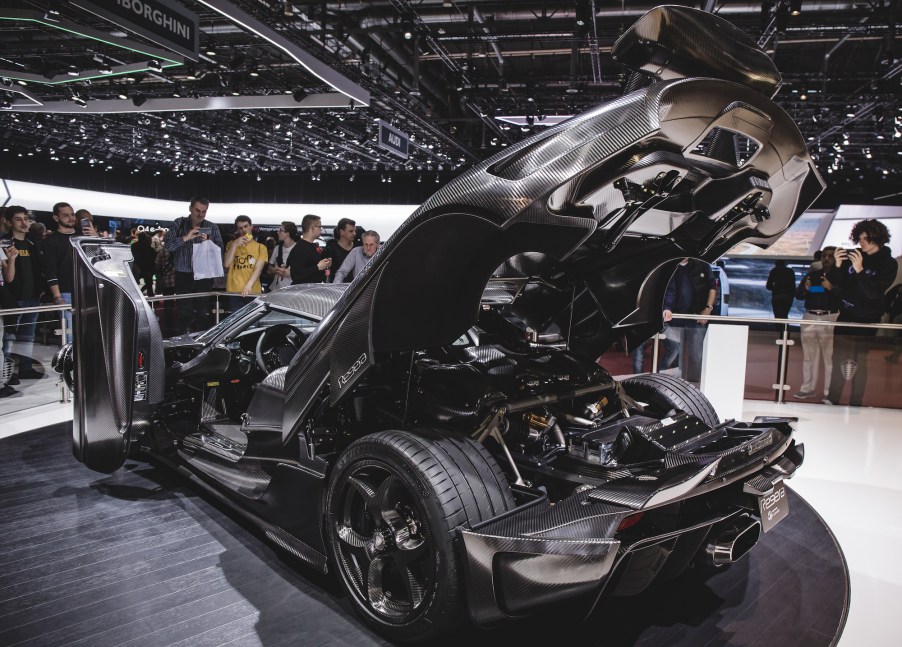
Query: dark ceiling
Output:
[[0, 0, 900, 205]]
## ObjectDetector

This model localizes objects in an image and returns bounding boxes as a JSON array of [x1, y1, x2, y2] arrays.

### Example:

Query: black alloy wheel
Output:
[[325, 430, 514, 643]]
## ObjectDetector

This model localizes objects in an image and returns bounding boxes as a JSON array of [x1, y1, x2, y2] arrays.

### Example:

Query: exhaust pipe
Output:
[[705, 514, 761, 567]]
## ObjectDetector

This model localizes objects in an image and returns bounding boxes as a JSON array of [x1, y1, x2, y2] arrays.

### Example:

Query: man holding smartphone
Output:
[[824, 219, 898, 406], [793, 246, 839, 399], [164, 196, 224, 333]]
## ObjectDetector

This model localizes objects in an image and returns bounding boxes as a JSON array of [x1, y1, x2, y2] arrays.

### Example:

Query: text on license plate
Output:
[[758, 483, 789, 532]]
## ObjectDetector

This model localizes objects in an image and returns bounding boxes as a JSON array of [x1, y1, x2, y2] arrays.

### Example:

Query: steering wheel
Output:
[[255, 324, 306, 373]]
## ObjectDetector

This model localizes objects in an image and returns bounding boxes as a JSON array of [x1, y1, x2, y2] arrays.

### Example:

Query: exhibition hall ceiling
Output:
[[0, 0, 899, 195]]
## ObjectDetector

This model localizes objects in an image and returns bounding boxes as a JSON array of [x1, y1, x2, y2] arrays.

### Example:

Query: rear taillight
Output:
[[617, 512, 644, 532]]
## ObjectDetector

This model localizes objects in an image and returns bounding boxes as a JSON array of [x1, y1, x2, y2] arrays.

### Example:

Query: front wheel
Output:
[[324, 429, 514, 643]]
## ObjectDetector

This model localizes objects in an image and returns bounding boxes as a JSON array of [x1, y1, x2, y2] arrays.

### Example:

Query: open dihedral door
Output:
[[71, 239, 164, 473]]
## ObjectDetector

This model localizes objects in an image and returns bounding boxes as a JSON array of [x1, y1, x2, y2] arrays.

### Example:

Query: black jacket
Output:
[[795, 268, 841, 312], [289, 239, 327, 284], [42, 230, 75, 294], [826, 246, 898, 323]]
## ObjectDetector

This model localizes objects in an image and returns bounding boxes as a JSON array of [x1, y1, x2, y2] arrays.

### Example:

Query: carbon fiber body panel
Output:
[[611, 5, 781, 96], [71, 239, 164, 473], [461, 436, 803, 626], [260, 283, 348, 319], [279, 75, 822, 440]]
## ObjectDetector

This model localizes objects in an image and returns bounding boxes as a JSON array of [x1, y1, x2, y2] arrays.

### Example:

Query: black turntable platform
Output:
[[0, 423, 849, 647]]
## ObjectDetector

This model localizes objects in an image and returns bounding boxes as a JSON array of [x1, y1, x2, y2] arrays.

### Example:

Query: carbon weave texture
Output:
[[73, 249, 128, 472], [279, 76, 819, 439], [329, 272, 379, 401], [471, 489, 627, 540], [261, 283, 349, 319], [73, 241, 167, 472], [260, 366, 288, 391]]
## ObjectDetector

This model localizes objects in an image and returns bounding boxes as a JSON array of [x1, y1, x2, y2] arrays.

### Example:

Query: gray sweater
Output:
[[333, 247, 375, 283]]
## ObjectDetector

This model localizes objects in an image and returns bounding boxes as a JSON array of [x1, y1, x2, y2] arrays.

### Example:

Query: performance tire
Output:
[[622, 373, 720, 427], [324, 429, 514, 643]]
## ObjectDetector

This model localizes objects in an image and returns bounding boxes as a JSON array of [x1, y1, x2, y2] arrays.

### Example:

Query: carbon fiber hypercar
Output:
[[55, 7, 822, 643]]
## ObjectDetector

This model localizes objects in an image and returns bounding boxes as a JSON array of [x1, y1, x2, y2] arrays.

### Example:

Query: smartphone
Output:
[[80, 218, 91, 230]]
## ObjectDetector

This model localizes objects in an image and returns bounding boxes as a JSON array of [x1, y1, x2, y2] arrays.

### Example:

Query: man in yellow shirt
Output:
[[223, 215, 268, 312]]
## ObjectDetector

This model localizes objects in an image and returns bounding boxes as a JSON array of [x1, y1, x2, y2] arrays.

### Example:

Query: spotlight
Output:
[[148, 60, 163, 72], [1, 100, 11, 110], [789, 0, 802, 16], [99, 62, 113, 75], [71, 92, 87, 107], [43, 9, 61, 22], [205, 41, 217, 56], [67, 65, 78, 76], [292, 88, 308, 102], [387, 175, 392, 183], [403, 21, 414, 40], [248, 67, 259, 78], [118, 90, 129, 100], [349, 173, 355, 182], [184, 67, 197, 81], [132, 93, 147, 107], [417, 174, 422, 183]]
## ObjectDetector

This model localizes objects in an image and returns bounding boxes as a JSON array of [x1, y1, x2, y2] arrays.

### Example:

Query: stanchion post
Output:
[[773, 322, 794, 404], [58, 305, 70, 403]]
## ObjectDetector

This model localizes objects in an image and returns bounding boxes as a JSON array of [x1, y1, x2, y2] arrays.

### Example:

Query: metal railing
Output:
[[655, 313, 902, 404], [1, 292, 233, 405], [3, 296, 901, 409]]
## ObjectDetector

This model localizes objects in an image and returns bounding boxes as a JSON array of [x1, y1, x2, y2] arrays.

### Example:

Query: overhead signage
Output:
[[75, 0, 199, 60], [377, 120, 410, 160]]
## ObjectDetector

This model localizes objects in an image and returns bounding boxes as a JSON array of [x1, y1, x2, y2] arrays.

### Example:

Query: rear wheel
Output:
[[325, 429, 513, 643], [622, 373, 719, 427]]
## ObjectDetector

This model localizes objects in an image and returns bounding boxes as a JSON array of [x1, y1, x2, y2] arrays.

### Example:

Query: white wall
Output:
[[2, 179, 419, 240]]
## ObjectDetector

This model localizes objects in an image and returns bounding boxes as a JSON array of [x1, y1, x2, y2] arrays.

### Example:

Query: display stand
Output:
[[0, 423, 848, 646]]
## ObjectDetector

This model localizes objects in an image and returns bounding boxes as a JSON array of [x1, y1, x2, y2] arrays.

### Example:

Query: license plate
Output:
[[758, 483, 789, 532]]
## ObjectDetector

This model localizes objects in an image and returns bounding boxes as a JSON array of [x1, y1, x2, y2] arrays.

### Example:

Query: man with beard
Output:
[[324, 218, 356, 283], [42, 202, 98, 342]]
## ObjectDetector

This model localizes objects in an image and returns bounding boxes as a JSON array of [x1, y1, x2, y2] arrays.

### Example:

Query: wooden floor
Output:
[[0, 424, 849, 647]]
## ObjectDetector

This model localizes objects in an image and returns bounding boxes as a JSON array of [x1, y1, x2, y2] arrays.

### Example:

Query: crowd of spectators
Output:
[[1, 200, 898, 406], [0, 198, 382, 396]]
